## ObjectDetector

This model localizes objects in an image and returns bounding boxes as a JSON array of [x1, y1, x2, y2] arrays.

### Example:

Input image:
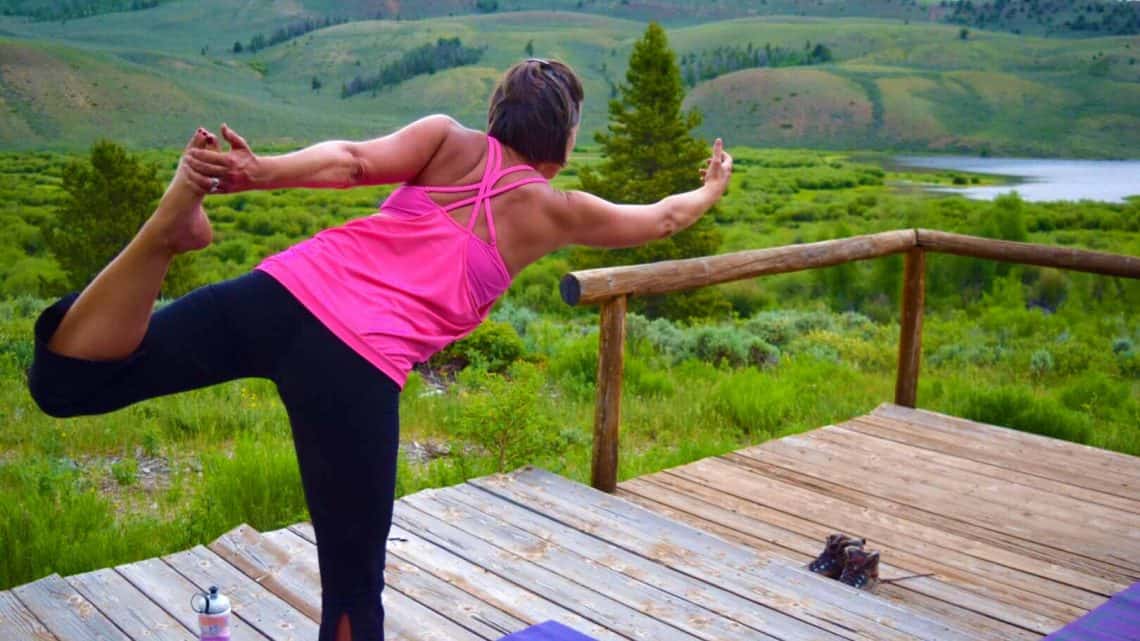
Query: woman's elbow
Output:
[[655, 203, 682, 239]]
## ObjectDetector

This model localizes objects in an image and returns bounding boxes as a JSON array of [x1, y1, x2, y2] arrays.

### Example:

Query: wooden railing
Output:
[[560, 229, 1140, 492]]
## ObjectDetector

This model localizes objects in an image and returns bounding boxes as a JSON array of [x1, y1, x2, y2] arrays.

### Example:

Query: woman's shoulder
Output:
[[405, 118, 487, 184]]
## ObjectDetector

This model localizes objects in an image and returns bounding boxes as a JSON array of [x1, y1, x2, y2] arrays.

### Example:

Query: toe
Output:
[[187, 128, 217, 151]]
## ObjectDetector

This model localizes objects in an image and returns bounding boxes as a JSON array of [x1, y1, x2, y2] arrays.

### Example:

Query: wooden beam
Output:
[[917, 229, 1140, 279], [592, 296, 627, 493], [562, 230, 917, 306], [895, 248, 926, 408]]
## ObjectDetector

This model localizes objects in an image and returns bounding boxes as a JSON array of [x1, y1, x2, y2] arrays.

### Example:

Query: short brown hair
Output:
[[488, 59, 583, 166]]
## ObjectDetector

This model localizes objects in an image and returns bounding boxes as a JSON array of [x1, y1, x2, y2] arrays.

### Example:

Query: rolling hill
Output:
[[0, 3, 1137, 156]]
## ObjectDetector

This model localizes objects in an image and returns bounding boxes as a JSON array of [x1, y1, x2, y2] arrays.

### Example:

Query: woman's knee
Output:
[[26, 365, 85, 418]]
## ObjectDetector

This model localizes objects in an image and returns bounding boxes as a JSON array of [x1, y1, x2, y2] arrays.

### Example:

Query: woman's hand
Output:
[[183, 124, 261, 194], [699, 137, 732, 197]]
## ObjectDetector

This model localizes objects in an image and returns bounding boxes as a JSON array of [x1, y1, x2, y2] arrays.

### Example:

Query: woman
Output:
[[27, 59, 732, 641]]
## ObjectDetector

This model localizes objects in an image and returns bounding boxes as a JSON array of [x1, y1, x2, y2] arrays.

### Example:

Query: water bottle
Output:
[[190, 586, 231, 641]]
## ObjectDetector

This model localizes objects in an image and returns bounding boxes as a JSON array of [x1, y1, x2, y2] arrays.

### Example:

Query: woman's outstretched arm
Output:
[[547, 138, 733, 249], [184, 115, 454, 192]]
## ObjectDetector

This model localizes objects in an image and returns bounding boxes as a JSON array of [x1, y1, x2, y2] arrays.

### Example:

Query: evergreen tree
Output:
[[46, 141, 197, 295], [576, 22, 726, 320]]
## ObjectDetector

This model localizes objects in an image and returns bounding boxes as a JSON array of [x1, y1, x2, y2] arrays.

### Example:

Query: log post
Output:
[[591, 295, 627, 493], [895, 248, 926, 408]]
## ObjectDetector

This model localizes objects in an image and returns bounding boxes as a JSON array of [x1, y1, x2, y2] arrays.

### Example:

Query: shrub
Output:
[[110, 458, 138, 486], [429, 320, 523, 374], [690, 326, 779, 369], [491, 301, 539, 337], [449, 362, 563, 473], [745, 311, 854, 347], [1029, 349, 1054, 379], [928, 342, 1004, 367], [1028, 268, 1068, 312]]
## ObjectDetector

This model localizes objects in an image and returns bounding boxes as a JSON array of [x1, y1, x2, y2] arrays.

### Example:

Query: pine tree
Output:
[[46, 141, 198, 295], [576, 22, 726, 320]]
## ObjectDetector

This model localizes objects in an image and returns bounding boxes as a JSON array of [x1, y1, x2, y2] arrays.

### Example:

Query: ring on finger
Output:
[[209, 177, 220, 193]]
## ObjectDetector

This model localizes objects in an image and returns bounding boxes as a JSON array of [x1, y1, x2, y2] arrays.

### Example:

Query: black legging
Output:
[[27, 269, 398, 641]]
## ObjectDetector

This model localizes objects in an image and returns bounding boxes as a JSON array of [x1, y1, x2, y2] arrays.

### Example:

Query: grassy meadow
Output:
[[0, 143, 1137, 590]]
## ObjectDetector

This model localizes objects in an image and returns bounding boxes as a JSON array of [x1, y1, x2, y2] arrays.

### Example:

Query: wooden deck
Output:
[[2, 404, 1137, 641]]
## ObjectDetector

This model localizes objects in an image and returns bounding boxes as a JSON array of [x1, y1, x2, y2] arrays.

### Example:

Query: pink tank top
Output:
[[256, 135, 547, 389]]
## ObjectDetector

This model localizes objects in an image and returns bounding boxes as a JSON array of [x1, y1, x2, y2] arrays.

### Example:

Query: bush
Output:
[[690, 326, 779, 368], [491, 301, 539, 337], [1029, 349, 1054, 379], [449, 362, 563, 473], [429, 320, 523, 374], [110, 458, 138, 486]]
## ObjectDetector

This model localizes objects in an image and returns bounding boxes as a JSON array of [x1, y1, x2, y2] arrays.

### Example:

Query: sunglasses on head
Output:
[[525, 58, 580, 126]]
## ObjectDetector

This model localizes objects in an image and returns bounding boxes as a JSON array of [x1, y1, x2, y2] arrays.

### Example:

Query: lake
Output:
[[893, 157, 1140, 204]]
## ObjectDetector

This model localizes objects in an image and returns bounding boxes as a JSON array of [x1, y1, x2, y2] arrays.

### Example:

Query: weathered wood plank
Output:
[[260, 526, 526, 640], [728, 446, 1138, 584], [793, 426, 1140, 547], [261, 526, 507, 641], [721, 451, 1139, 586], [375, 525, 628, 641], [0, 590, 56, 641], [651, 460, 1121, 604], [408, 487, 787, 641], [615, 478, 1041, 641], [393, 500, 709, 641], [842, 418, 1140, 516], [471, 468, 980, 641], [875, 404, 1140, 484], [117, 556, 273, 641], [12, 574, 131, 641], [860, 412, 1140, 502], [443, 483, 943, 641], [811, 425, 1140, 542], [592, 295, 626, 493], [642, 461, 1087, 628], [67, 568, 196, 641], [164, 545, 319, 641], [209, 524, 320, 622], [742, 433, 1139, 566]]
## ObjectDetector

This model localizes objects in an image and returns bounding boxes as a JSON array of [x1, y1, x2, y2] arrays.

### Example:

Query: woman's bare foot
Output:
[[145, 129, 217, 255]]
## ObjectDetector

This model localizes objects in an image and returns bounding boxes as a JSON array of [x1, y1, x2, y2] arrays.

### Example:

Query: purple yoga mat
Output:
[[1044, 582, 1140, 641], [498, 621, 599, 641]]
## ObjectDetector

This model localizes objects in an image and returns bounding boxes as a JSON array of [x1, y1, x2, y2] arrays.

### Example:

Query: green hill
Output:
[[0, 7, 1137, 156], [5, 0, 1137, 36]]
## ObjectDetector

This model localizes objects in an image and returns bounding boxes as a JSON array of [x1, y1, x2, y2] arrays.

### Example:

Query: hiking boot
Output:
[[807, 533, 865, 579], [838, 546, 881, 591]]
